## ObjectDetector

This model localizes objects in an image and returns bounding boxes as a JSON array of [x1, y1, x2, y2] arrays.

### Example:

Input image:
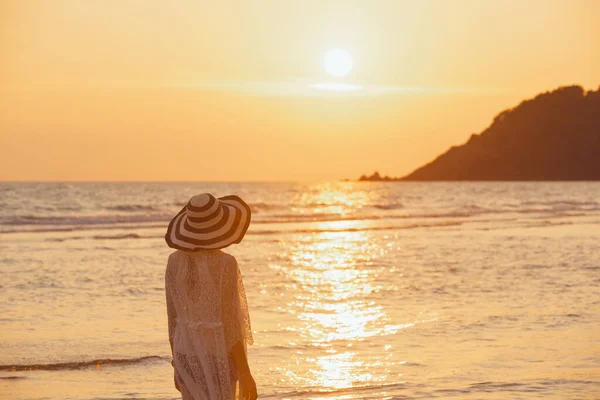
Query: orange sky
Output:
[[1, 0, 598, 181]]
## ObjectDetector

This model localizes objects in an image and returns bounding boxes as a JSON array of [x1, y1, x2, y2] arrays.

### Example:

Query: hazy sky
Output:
[[1, 0, 598, 181]]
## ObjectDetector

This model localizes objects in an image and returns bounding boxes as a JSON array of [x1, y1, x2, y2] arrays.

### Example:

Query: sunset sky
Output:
[[1, 0, 598, 181]]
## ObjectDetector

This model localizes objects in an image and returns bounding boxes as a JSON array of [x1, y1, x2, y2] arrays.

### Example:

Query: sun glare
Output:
[[324, 49, 353, 77]]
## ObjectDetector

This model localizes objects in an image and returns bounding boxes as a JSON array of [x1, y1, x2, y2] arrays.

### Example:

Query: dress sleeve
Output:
[[222, 256, 254, 353], [165, 256, 178, 354]]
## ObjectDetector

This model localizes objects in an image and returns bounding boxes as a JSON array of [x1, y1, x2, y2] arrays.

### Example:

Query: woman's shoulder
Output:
[[178, 249, 237, 264], [218, 250, 237, 262], [167, 250, 183, 263], [167, 249, 237, 266], [165, 250, 182, 273]]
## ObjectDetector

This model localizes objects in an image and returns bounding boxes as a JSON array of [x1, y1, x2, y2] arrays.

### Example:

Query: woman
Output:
[[164, 193, 257, 400]]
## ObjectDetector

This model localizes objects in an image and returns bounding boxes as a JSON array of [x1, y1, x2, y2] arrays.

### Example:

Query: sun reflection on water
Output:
[[277, 186, 414, 392], [263, 186, 424, 393], [308, 351, 377, 389]]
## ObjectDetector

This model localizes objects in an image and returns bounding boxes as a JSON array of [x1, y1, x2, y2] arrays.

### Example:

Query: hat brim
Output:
[[165, 195, 251, 251]]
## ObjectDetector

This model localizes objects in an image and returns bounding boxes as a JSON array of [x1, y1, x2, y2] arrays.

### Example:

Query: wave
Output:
[[2, 204, 598, 235], [94, 233, 144, 240], [105, 204, 157, 212], [371, 203, 403, 210], [46, 233, 152, 242], [260, 382, 408, 399], [42, 221, 464, 243], [262, 379, 599, 399], [0, 212, 403, 230], [3, 223, 169, 235], [253, 201, 403, 211], [38, 216, 599, 242], [521, 199, 600, 208], [0, 356, 167, 372], [1, 213, 173, 227], [250, 202, 285, 212], [250, 221, 463, 235]]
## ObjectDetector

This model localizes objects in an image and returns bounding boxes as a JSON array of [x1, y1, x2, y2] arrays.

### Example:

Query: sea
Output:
[[1, 182, 599, 400]]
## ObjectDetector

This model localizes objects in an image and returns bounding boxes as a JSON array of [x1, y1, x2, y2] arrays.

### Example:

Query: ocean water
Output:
[[1, 182, 599, 400]]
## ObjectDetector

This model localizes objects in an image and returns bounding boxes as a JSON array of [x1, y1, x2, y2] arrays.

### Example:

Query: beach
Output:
[[1, 181, 599, 399]]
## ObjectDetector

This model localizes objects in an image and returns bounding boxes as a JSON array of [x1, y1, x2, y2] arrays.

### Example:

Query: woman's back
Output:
[[165, 249, 253, 400], [166, 250, 230, 325]]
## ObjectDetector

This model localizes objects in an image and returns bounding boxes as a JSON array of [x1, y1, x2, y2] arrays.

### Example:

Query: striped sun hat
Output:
[[165, 193, 251, 251]]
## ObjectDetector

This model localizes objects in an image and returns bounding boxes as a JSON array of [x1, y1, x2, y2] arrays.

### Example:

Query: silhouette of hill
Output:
[[361, 85, 600, 181]]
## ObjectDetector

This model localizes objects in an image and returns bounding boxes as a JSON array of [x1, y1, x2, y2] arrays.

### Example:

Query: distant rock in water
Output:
[[358, 171, 399, 181], [362, 85, 600, 181]]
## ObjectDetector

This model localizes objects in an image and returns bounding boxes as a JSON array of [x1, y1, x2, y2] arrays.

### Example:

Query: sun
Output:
[[324, 49, 353, 78]]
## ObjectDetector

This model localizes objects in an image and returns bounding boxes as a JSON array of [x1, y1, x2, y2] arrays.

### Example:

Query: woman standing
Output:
[[164, 193, 257, 400]]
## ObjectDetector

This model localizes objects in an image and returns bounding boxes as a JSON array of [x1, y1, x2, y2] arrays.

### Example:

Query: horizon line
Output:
[[2, 179, 599, 184]]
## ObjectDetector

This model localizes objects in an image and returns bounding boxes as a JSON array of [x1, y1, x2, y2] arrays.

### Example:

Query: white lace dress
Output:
[[165, 250, 253, 400]]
